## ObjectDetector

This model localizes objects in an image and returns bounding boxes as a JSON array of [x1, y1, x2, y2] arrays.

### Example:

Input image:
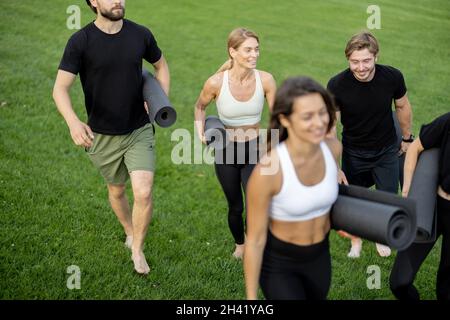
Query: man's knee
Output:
[[130, 171, 154, 204], [133, 185, 153, 203], [107, 184, 126, 199]]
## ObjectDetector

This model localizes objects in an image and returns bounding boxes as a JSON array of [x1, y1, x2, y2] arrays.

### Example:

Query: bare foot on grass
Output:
[[347, 238, 362, 258], [232, 244, 245, 259], [376, 243, 391, 257], [125, 235, 133, 249], [131, 250, 150, 275]]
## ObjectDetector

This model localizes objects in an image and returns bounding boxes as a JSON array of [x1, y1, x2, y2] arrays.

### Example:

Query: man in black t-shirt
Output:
[[52, 0, 170, 275], [390, 112, 450, 300], [327, 31, 413, 259]]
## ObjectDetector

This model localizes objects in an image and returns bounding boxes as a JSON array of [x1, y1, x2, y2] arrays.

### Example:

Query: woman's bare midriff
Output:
[[225, 123, 260, 142], [269, 213, 331, 246]]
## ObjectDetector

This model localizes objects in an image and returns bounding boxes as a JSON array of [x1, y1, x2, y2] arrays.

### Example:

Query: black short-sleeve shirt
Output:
[[59, 19, 162, 134], [419, 112, 450, 193], [327, 64, 407, 150]]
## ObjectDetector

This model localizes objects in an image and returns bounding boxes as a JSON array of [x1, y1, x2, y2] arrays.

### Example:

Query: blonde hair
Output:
[[216, 28, 259, 73], [345, 31, 379, 59]]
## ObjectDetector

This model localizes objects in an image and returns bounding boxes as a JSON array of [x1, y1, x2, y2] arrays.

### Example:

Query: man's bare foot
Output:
[[232, 244, 245, 259], [347, 238, 362, 258], [125, 235, 133, 249], [376, 243, 391, 257], [131, 250, 150, 275]]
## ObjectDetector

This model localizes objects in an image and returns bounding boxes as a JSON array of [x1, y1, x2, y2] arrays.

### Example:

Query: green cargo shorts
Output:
[[86, 123, 155, 184]]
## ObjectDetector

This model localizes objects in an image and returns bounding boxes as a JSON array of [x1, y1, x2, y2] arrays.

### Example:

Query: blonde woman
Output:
[[194, 28, 276, 258]]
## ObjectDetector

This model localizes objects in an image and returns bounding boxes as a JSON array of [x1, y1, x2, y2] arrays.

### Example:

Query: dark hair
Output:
[[86, 0, 97, 14], [268, 76, 336, 147], [345, 31, 379, 59]]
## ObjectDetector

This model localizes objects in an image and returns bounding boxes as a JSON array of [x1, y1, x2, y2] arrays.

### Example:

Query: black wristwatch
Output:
[[402, 134, 415, 143]]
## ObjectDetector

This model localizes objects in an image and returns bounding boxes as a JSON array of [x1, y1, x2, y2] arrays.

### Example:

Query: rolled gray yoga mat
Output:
[[407, 148, 440, 243], [331, 184, 417, 251], [204, 115, 228, 149], [142, 69, 176, 127]]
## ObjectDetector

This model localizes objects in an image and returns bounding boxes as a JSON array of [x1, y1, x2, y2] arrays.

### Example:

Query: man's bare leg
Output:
[[107, 184, 133, 248], [129, 170, 154, 275]]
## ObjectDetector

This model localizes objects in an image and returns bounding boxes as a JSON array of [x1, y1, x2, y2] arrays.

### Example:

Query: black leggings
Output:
[[390, 195, 450, 300], [214, 138, 259, 245], [259, 230, 331, 300]]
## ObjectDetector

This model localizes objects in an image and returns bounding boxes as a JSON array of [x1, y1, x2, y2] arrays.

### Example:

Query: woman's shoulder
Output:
[[249, 147, 283, 196], [204, 72, 224, 91], [256, 147, 281, 176], [250, 147, 282, 194], [257, 70, 275, 82], [257, 70, 276, 90]]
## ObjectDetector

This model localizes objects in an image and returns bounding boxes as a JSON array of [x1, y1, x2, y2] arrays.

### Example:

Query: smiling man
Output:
[[53, 0, 170, 275], [327, 31, 413, 259]]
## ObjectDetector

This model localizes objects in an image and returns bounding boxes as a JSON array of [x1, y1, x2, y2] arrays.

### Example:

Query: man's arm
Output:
[[152, 55, 170, 96], [395, 93, 413, 153], [52, 70, 94, 148]]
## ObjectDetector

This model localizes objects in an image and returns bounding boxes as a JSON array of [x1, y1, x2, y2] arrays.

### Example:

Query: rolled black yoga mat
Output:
[[408, 148, 440, 243], [142, 69, 176, 127], [331, 184, 417, 251], [204, 115, 228, 149]]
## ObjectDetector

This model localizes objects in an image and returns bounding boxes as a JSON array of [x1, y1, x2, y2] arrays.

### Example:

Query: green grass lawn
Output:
[[1, 0, 449, 299]]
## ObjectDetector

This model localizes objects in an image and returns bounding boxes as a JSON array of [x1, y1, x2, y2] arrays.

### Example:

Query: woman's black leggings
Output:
[[390, 195, 450, 300], [259, 230, 331, 300], [214, 138, 259, 245]]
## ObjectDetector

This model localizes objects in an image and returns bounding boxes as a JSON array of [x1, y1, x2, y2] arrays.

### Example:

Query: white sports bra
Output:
[[269, 141, 339, 222], [215, 70, 265, 127]]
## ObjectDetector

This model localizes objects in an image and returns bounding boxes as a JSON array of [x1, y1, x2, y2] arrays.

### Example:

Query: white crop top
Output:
[[269, 141, 339, 222], [215, 70, 265, 127]]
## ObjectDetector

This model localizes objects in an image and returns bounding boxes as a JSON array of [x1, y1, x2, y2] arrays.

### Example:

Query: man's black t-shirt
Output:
[[59, 19, 162, 134], [419, 112, 450, 194], [327, 64, 407, 150]]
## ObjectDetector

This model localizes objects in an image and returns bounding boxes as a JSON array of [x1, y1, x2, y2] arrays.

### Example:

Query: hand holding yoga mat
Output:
[[204, 115, 228, 149], [407, 148, 440, 243], [331, 184, 417, 251], [142, 69, 176, 127]]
